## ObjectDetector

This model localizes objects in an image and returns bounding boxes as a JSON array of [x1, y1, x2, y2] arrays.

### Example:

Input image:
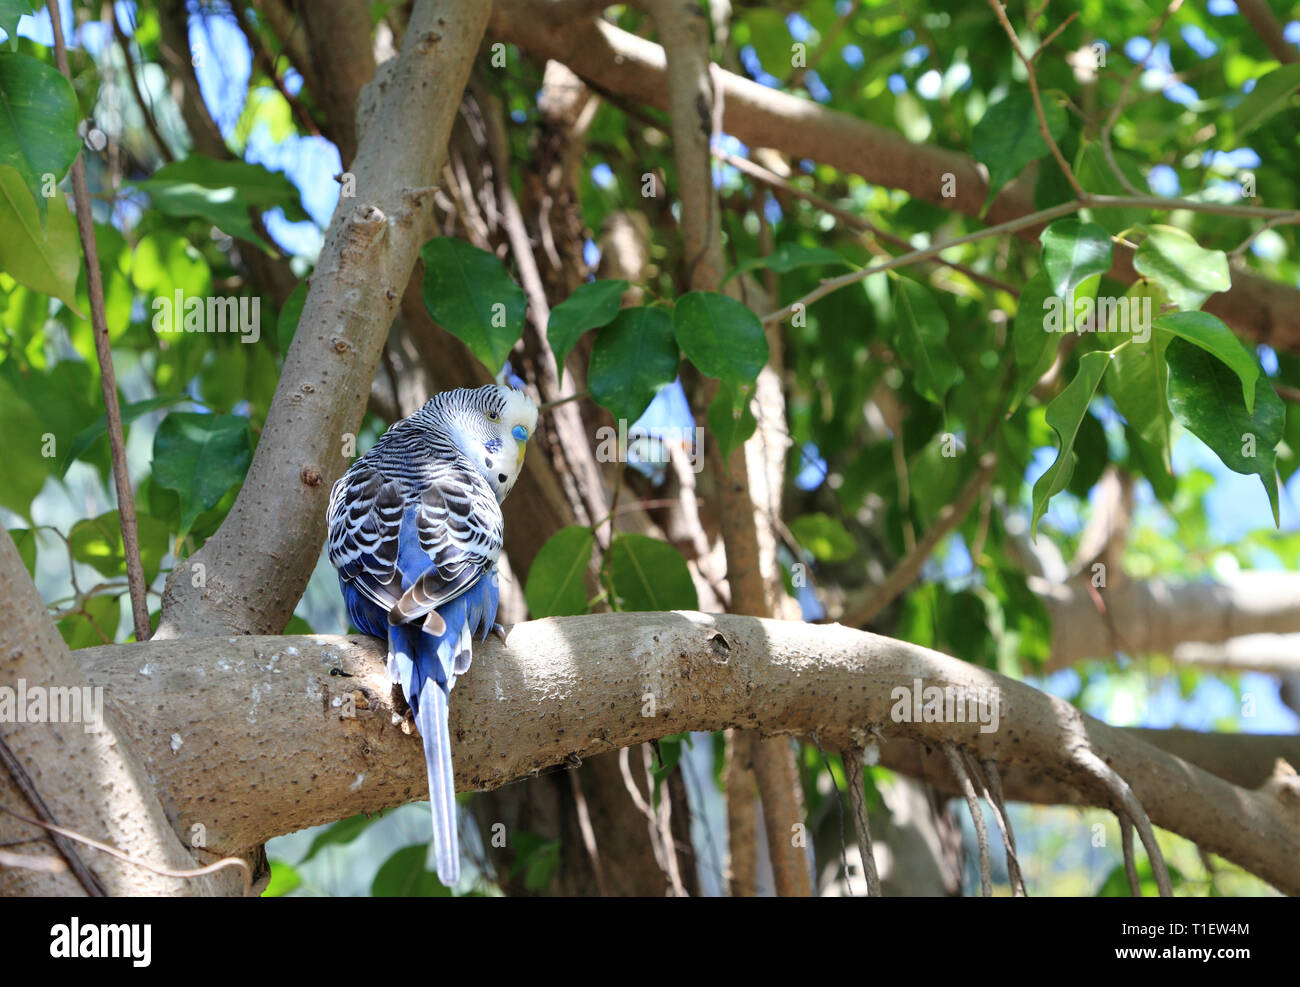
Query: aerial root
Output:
[[1074, 747, 1171, 897], [972, 755, 1027, 896], [942, 742, 991, 897], [841, 745, 883, 897]]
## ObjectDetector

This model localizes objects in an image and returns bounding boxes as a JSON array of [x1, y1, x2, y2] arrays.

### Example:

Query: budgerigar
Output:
[[326, 384, 537, 886]]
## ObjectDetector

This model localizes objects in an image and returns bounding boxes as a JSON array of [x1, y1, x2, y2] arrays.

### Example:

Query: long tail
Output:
[[389, 622, 461, 887], [415, 677, 459, 886]]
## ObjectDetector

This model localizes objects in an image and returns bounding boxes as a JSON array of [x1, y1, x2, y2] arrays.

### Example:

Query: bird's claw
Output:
[[491, 622, 508, 643]]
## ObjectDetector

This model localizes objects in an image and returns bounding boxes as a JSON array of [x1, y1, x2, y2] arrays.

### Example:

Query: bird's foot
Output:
[[491, 622, 508, 643]]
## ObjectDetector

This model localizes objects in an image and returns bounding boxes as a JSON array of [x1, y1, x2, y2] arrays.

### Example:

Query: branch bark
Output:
[[0, 533, 224, 896], [1037, 571, 1300, 671], [155, 0, 491, 638], [68, 614, 1300, 895]]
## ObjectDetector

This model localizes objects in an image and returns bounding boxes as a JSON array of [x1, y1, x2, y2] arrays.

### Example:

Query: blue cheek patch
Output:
[[485, 438, 503, 453], [512, 425, 528, 441]]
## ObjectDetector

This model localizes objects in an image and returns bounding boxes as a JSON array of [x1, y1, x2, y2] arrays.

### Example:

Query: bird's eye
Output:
[[488, 411, 499, 422], [512, 425, 528, 441]]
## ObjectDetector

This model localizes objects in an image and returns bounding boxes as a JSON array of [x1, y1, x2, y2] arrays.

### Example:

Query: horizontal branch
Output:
[[1037, 572, 1300, 671], [74, 613, 1300, 893]]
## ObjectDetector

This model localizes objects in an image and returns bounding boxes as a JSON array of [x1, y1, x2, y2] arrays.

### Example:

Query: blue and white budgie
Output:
[[326, 384, 537, 886]]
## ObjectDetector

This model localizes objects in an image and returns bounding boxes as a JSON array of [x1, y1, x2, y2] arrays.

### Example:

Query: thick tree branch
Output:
[[155, 0, 490, 638], [0, 534, 223, 896], [71, 614, 1300, 894], [1038, 571, 1300, 671]]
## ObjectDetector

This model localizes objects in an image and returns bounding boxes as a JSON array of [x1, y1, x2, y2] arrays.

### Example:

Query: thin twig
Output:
[[715, 149, 1019, 295], [48, 0, 151, 642], [987, 0, 1085, 197], [1100, 1, 1184, 196], [845, 452, 998, 626], [112, 7, 174, 163], [761, 192, 1297, 325], [0, 802, 252, 895], [0, 734, 106, 895]]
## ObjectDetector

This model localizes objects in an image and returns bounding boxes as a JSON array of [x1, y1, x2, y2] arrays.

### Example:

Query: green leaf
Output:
[[151, 412, 252, 538], [892, 277, 962, 404], [62, 394, 189, 475], [260, 859, 302, 897], [1011, 272, 1057, 410], [524, 526, 594, 617], [587, 306, 679, 422], [134, 155, 308, 249], [972, 90, 1067, 211], [724, 242, 851, 282], [420, 237, 526, 374], [58, 592, 120, 649], [707, 380, 757, 457], [1075, 143, 1148, 236], [0, 4, 37, 53], [68, 511, 169, 583], [8, 528, 36, 575], [276, 279, 308, 354], [0, 366, 53, 519], [1153, 310, 1260, 414], [790, 513, 857, 563], [0, 165, 82, 314], [371, 844, 452, 896], [1231, 63, 1300, 137], [673, 291, 768, 391], [1132, 225, 1231, 312], [1031, 350, 1111, 535], [1039, 219, 1113, 299], [1106, 291, 1172, 470], [0, 52, 81, 210], [301, 814, 374, 863], [1166, 337, 1283, 525], [605, 533, 698, 611], [546, 279, 626, 383], [509, 832, 560, 893]]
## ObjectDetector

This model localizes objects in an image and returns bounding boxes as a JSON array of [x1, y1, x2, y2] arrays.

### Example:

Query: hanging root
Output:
[[942, 742, 991, 897], [1119, 812, 1141, 896], [841, 745, 883, 897], [1074, 747, 1171, 897], [972, 755, 1027, 896]]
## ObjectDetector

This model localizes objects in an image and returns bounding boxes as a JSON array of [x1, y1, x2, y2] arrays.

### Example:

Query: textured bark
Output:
[[1037, 571, 1300, 671], [300, 0, 376, 165], [155, 0, 491, 638], [65, 615, 1300, 895], [0, 533, 226, 896]]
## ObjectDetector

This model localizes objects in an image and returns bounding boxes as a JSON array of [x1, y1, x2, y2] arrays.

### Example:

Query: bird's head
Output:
[[445, 383, 538, 502]]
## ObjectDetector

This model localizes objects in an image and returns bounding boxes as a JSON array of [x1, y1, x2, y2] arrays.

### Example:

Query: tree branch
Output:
[[71, 614, 1300, 894], [155, 0, 491, 638], [487, 0, 1300, 353]]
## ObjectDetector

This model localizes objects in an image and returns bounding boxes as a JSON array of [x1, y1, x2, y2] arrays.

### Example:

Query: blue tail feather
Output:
[[346, 569, 502, 889]]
